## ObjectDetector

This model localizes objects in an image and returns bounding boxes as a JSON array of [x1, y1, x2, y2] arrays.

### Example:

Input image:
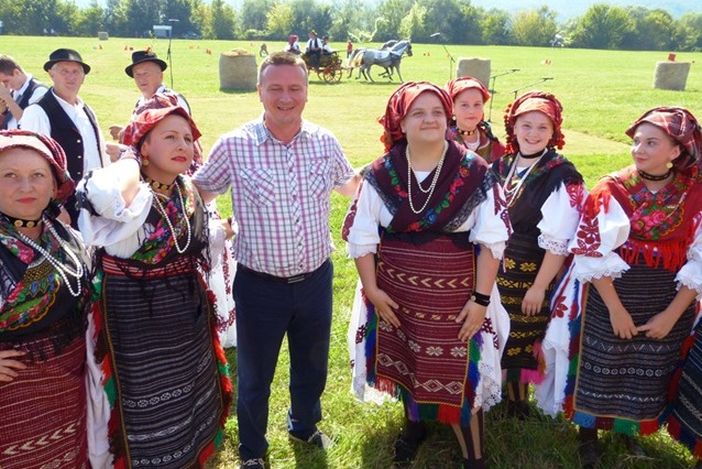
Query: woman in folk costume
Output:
[[493, 91, 585, 418], [131, 93, 237, 348], [445, 76, 505, 164], [343, 82, 511, 468], [535, 107, 702, 468], [0, 130, 91, 468], [78, 106, 233, 468]]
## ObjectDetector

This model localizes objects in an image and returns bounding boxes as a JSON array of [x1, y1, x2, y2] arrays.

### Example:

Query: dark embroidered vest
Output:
[[1, 78, 46, 129], [35, 89, 102, 182]]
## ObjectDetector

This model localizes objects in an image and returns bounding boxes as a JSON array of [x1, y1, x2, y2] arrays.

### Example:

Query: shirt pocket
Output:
[[307, 159, 331, 199], [240, 167, 276, 207]]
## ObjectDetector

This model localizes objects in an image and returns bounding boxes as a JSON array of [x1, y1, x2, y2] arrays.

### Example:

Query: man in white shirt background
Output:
[[0, 55, 48, 130]]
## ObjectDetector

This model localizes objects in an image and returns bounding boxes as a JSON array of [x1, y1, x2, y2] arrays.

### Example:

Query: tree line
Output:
[[1, 0, 701, 51]]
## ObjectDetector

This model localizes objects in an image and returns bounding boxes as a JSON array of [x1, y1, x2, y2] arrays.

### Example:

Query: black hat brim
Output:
[[43, 59, 91, 74], [125, 58, 168, 77]]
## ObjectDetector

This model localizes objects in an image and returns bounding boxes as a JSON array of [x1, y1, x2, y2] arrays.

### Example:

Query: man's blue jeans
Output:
[[234, 260, 333, 460]]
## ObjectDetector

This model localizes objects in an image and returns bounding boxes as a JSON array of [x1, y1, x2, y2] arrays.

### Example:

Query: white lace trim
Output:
[[538, 234, 569, 256], [347, 243, 377, 259], [676, 270, 702, 300], [572, 254, 629, 283], [476, 361, 502, 410]]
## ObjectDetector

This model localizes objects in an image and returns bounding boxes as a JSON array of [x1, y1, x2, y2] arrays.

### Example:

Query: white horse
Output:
[[356, 40, 413, 83]]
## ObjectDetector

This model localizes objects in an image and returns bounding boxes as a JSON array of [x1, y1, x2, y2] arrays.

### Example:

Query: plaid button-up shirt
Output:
[[193, 118, 354, 277]]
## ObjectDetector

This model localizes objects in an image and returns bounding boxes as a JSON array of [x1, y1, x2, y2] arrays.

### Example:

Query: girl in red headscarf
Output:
[[77, 106, 232, 468], [343, 82, 511, 468], [492, 91, 585, 419], [445, 76, 505, 163], [0, 130, 91, 468], [536, 107, 702, 468]]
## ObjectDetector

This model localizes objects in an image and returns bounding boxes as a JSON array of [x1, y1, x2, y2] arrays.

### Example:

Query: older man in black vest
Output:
[[0, 55, 48, 130], [20, 48, 109, 226]]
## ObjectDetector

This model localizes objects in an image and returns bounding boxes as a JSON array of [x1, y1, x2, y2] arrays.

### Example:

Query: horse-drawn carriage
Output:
[[302, 52, 344, 83]]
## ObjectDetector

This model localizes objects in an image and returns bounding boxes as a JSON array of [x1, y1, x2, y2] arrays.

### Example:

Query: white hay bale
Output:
[[456, 58, 491, 87], [219, 50, 257, 91], [98, 31, 109, 41], [653, 61, 691, 91]]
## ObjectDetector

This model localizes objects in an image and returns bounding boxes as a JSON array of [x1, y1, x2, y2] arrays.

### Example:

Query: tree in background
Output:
[[399, 2, 427, 41], [569, 4, 632, 49], [511, 6, 557, 47], [210, 0, 236, 39], [374, 0, 412, 41], [480, 8, 512, 45], [75, 0, 106, 36]]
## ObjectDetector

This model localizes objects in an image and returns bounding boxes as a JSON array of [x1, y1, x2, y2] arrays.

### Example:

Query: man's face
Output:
[[48, 62, 85, 99], [132, 61, 163, 97], [0, 69, 25, 91], [257, 64, 308, 131]]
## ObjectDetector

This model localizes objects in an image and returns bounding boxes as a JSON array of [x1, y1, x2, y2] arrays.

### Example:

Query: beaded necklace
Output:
[[406, 141, 448, 214], [502, 150, 546, 207], [15, 217, 84, 297], [151, 181, 192, 254]]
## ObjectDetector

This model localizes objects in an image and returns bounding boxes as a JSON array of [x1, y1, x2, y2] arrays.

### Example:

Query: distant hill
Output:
[[73, 0, 701, 22], [471, 0, 699, 20]]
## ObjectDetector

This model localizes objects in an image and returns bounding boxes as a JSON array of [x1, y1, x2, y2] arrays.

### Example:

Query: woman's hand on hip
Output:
[[365, 287, 401, 328], [457, 300, 487, 341]]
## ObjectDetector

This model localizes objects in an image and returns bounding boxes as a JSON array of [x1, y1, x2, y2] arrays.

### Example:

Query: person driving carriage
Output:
[[322, 36, 334, 55], [305, 30, 322, 68]]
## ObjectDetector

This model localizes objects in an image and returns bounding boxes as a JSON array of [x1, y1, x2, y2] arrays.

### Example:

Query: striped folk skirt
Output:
[[100, 256, 227, 468], [0, 323, 88, 469], [668, 318, 702, 458], [569, 261, 696, 434]]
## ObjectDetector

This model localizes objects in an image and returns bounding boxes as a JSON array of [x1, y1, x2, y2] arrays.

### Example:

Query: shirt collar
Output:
[[253, 115, 314, 146], [15, 74, 34, 96], [51, 89, 84, 112]]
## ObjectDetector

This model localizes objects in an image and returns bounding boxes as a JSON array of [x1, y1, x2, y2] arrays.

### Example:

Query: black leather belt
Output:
[[238, 262, 324, 284]]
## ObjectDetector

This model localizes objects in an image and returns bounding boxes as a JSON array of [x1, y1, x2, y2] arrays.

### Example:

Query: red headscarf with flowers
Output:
[[0, 129, 75, 203], [503, 91, 565, 155], [445, 76, 490, 103], [625, 106, 702, 171], [379, 81, 452, 153], [122, 105, 201, 152]]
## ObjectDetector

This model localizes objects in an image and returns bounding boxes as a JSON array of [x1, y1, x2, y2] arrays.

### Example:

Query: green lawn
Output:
[[4, 35, 701, 468]]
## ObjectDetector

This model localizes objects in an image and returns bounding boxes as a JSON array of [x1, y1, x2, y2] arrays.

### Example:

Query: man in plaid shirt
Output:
[[193, 51, 359, 469]]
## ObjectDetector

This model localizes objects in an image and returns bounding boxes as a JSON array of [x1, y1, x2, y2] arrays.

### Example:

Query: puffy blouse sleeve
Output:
[[76, 166, 153, 256], [537, 181, 587, 256], [468, 178, 511, 260], [344, 180, 384, 259], [676, 213, 702, 299], [568, 193, 630, 283]]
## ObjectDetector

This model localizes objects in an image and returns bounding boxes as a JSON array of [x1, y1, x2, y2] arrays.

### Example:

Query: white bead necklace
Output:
[[15, 218, 84, 298], [501, 150, 546, 207], [406, 141, 448, 214], [151, 181, 192, 254]]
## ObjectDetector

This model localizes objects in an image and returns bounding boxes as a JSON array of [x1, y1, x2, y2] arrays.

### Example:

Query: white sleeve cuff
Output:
[[572, 251, 630, 283], [538, 234, 569, 256], [347, 243, 378, 259], [676, 264, 702, 300], [474, 240, 505, 260]]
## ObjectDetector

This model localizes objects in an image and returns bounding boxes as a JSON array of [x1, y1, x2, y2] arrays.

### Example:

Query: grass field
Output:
[[3, 35, 702, 468]]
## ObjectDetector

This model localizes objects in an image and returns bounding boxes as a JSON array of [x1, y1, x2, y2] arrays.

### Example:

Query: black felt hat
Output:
[[43, 48, 91, 74], [125, 50, 167, 77]]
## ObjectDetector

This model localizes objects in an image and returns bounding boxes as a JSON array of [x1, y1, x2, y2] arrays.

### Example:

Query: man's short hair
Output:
[[257, 52, 308, 85], [0, 55, 23, 75]]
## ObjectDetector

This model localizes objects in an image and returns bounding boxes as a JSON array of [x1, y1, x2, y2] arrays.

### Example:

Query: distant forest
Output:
[[1, 0, 701, 51]]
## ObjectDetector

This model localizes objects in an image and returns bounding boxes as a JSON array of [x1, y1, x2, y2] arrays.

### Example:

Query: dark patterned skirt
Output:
[[668, 318, 702, 458], [0, 322, 88, 469], [100, 256, 227, 468], [367, 233, 481, 425], [498, 232, 551, 379], [570, 261, 696, 434]]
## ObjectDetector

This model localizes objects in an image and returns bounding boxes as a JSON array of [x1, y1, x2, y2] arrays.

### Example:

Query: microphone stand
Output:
[[442, 44, 456, 81], [512, 77, 554, 99], [487, 68, 519, 122]]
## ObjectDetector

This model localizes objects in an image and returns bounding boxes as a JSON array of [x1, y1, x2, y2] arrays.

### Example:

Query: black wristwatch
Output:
[[470, 291, 491, 307]]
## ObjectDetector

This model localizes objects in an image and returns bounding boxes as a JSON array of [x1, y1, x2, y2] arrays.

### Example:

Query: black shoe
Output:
[[240, 458, 265, 469], [578, 440, 600, 469], [463, 457, 487, 469], [506, 400, 531, 420], [392, 422, 427, 464], [288, 429, 333, 450]]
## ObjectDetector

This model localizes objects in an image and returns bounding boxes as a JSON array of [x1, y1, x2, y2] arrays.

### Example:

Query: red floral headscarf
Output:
[[625, 106, 702, 170], [0, 129, 75, 203], [504, 91, 565, 155], [379, 81, 453, 152], [122, 105, 201, 151], [445, 76, 490, 103]]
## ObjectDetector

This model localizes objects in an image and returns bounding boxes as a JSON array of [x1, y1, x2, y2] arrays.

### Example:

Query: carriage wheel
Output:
[[322, 67, 341, 83]]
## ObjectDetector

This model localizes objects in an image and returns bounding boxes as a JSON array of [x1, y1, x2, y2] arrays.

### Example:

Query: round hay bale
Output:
[[219, 50, 257, 91], [456, 58, 491, 87], [98, 31, 109, 41], [653, 61, 691, 91]]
